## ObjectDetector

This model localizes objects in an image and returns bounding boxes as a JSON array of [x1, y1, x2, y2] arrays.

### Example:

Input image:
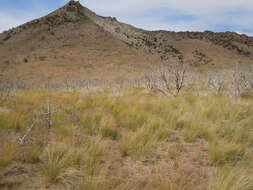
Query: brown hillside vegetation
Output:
[[0, 0, 253, 84], [0, 1, 156, 83]]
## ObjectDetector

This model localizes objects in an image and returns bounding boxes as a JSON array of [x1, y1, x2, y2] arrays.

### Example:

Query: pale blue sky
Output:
[[0, 0, 253, 36]]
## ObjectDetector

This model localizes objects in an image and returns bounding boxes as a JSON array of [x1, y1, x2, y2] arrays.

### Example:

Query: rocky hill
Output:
[[0, 0, 253, 83]]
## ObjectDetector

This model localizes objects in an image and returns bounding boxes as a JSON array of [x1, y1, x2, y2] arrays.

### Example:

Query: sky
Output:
[[0, 0, 253, 36]]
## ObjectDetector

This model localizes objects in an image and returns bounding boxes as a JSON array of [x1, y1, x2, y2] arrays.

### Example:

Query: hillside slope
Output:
[[0, 0, 253, 83], [0, 1, 156, 83]]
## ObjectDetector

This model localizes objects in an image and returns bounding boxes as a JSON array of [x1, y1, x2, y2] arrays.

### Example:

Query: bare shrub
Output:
[[0, 69, 12, 104], [232, 64, 250, 96], [208, 73, 225, 94], [146, 60, 187, 97], [246, 66, 253, 89]]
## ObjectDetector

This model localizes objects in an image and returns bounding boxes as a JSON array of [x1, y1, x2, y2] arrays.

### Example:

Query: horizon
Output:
[[0, 0, 253, 36]]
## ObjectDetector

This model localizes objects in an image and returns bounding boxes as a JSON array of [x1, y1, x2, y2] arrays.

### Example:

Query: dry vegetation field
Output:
[[1, 1, 253, 189], [0, 86, 253, 190]]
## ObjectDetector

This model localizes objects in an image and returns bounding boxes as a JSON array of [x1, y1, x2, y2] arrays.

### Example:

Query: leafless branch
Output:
[[146, 59, 187, 97], [18, 120, 37, 145], [232, 64, 250, 96], [208, 74, 225, 94]]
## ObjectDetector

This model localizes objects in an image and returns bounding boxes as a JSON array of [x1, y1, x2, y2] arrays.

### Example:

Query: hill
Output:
[[0, 0, 253, 83]]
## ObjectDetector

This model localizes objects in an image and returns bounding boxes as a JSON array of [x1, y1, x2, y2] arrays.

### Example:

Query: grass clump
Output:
[[110, 95, 149, 130], [119, 125, 158, 158], [167, 142, 185, 159], [23, 142, 44, 164], [207, 167, 253, 190], [41, 144, 74, 184], [80, 113, 103, 135], [208, 142, 245, 165], [0, 112, 11, 131], [0, 111, 26, 132], [83, 139, 104, 176], [183, 120, 212, 142], [0, 141, 18, 173], [100, 116, 120, 140], [80, 175, 117, 190], [100, 127, 119, 140]]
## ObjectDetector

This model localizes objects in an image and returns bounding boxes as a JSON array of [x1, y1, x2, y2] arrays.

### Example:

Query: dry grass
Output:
[[83, 139, 104, 175], [0, 88, 253, 189], [0, 141, 18, 174], [208, 141, 245, 165], [23, 142, 44, 164], [207, 167, 253, 190], [41, 144, 76, 184]]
